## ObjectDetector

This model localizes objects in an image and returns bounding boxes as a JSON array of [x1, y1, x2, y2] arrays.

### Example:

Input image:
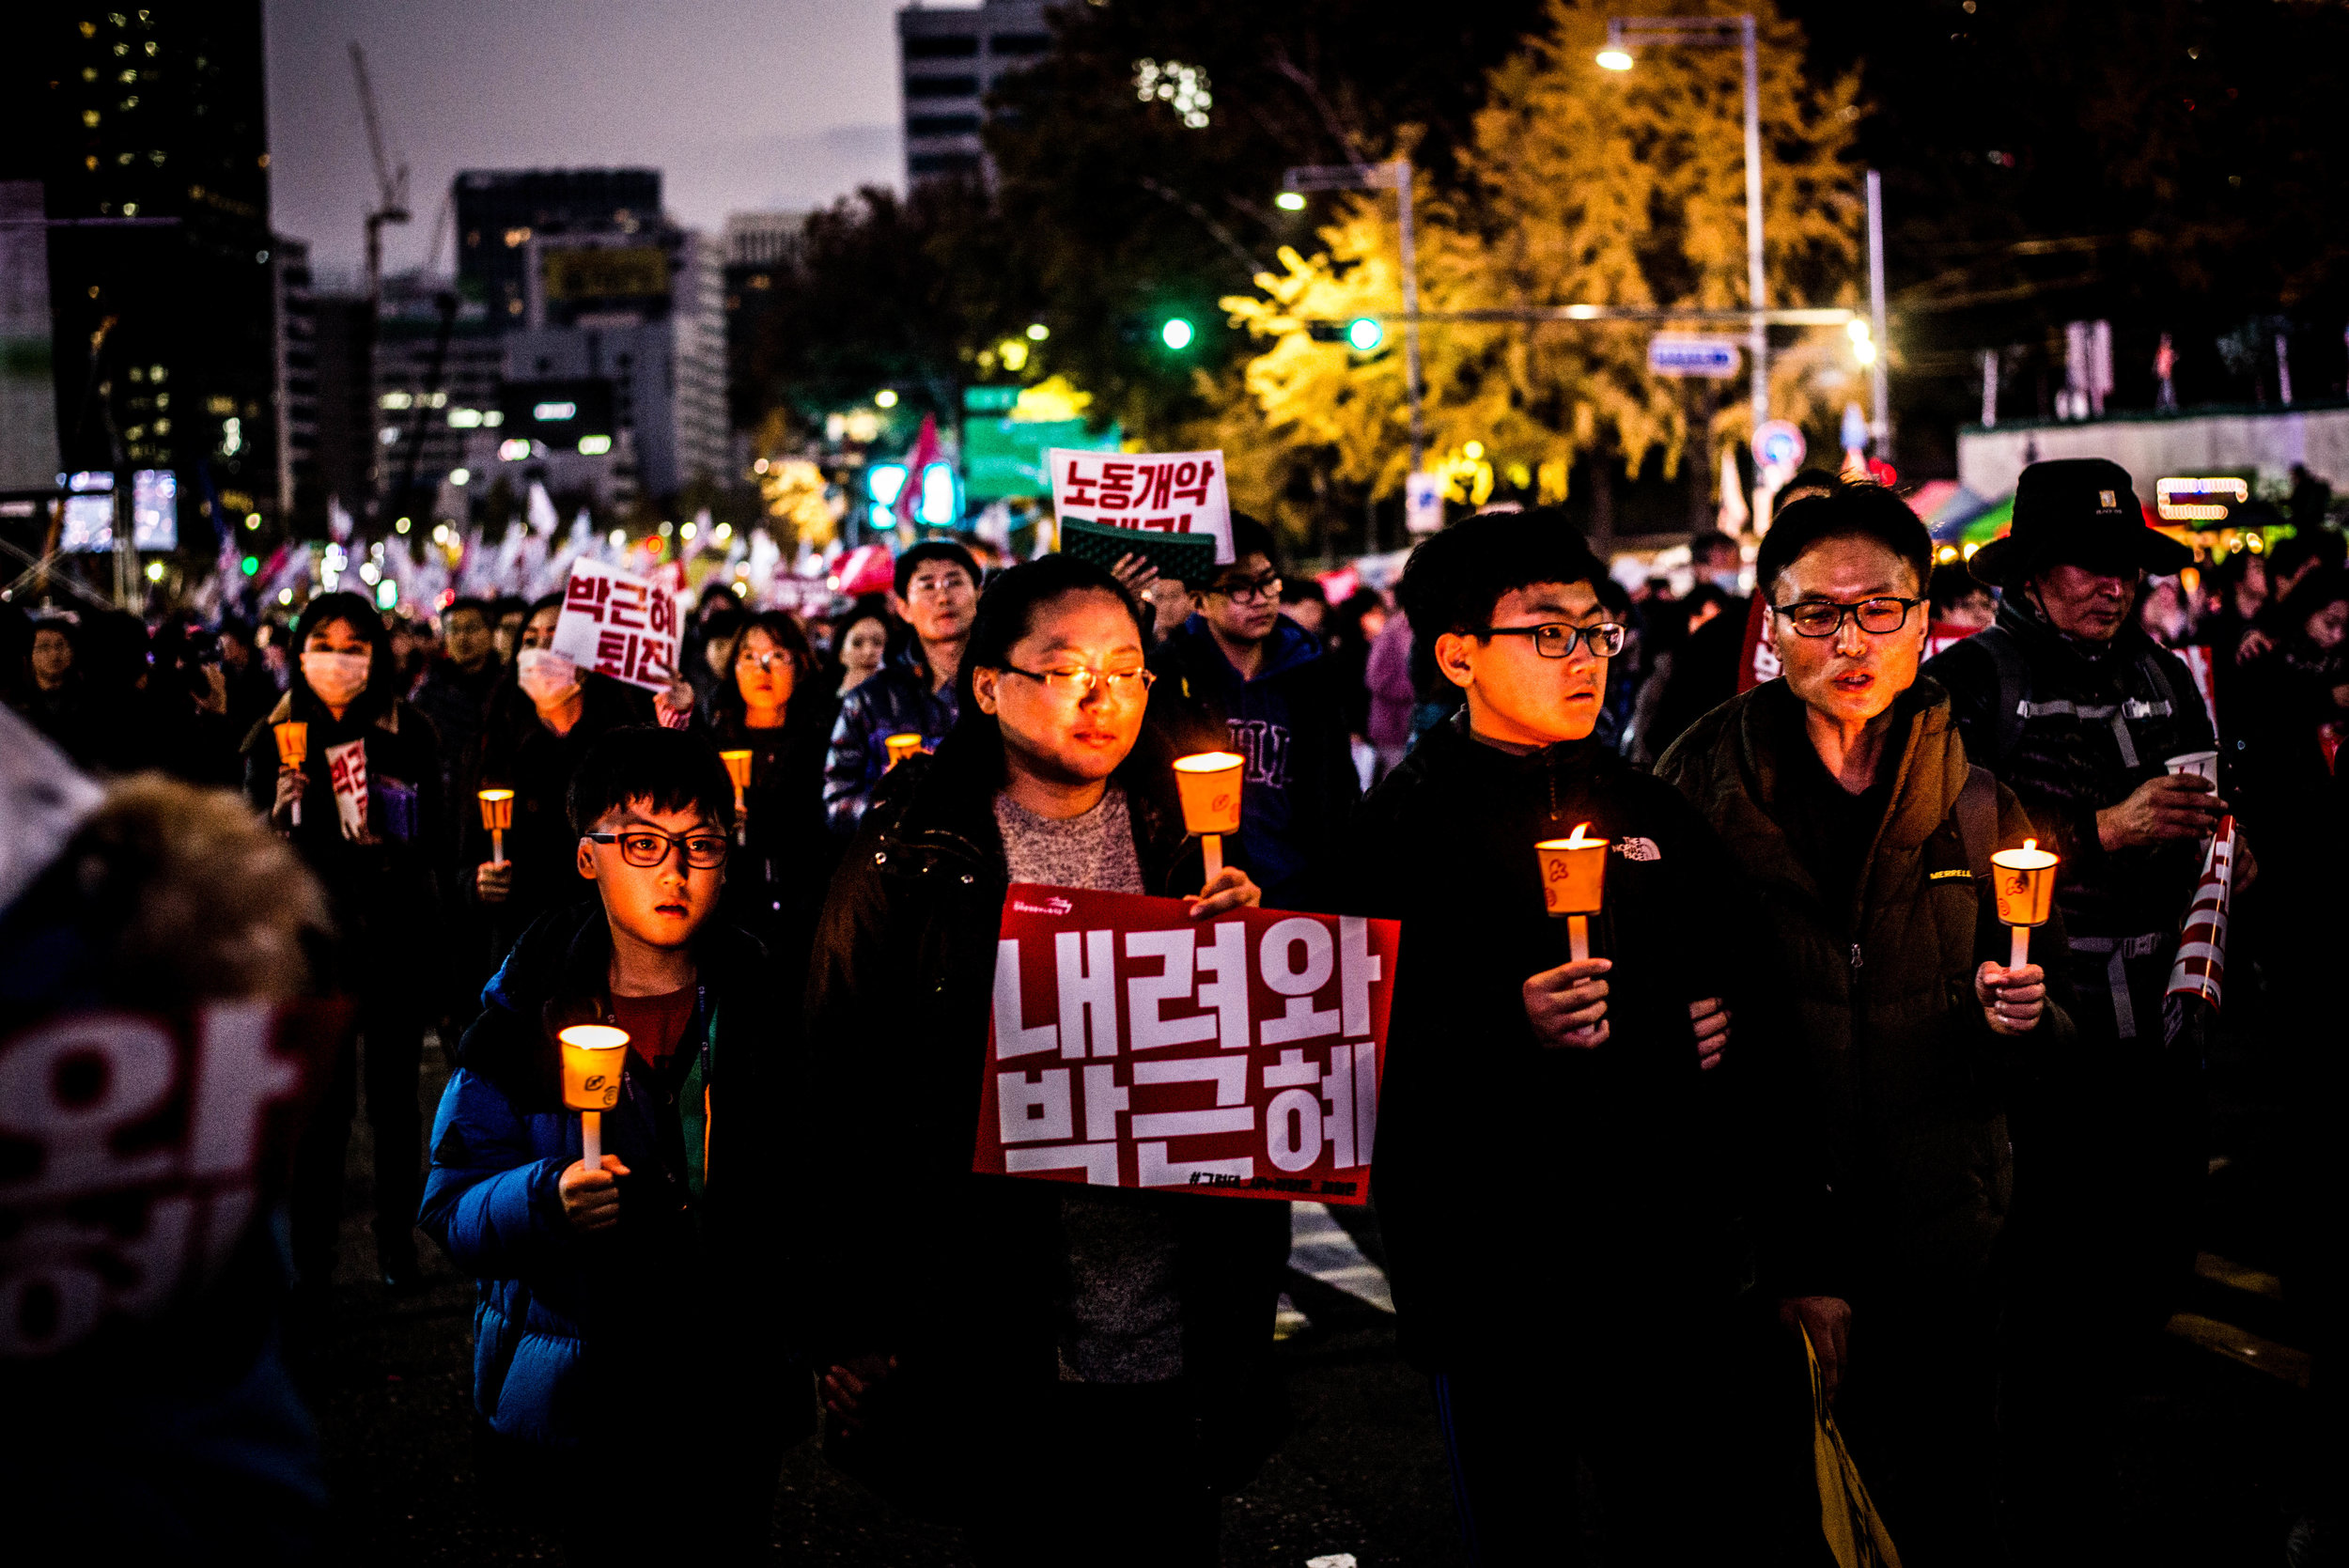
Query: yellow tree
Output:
[[1221, 0, 1862, 508]]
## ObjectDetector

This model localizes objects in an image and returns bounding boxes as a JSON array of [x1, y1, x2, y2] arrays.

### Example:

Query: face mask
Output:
[[300, 650, 373, 707], [516, 648, 581, 706]]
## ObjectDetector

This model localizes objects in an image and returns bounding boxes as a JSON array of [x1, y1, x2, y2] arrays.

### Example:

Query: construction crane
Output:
[[349, 42, 410, 304]]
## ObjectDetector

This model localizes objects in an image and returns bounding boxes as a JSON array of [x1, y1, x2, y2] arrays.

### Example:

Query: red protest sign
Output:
[[974, 884, 1399, 1205]]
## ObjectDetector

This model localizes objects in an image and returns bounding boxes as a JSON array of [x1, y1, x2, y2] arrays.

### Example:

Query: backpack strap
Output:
[[1973, 625, 2030, 766], [1955, 764, 1998, 882]]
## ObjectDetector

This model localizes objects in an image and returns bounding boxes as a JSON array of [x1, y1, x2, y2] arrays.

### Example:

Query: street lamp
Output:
[[1599, 14, 1768, 432]]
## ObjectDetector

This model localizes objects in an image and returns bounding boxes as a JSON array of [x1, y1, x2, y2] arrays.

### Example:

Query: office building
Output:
[[898, 0, 1054, 182], [372, 272, 505, 519], [722, 210, 806, 434], [454, 167, 661, 327], [14, 3, 281, 537], [0, 181, 60, 490]]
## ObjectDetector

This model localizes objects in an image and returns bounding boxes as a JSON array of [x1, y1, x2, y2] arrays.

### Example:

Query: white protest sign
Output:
[[551, 561, 682, 694], [1050, 449, 1234, 581]]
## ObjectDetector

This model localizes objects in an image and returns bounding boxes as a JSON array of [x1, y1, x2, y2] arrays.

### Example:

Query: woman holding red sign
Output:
[[801, 555, 1273, 1568]]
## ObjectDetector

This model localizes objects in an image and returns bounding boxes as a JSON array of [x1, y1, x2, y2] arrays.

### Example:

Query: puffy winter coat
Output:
[[820, 651, 959, 836], [1657, 677, 2077, 1297], [417, 903, 798, 1449]]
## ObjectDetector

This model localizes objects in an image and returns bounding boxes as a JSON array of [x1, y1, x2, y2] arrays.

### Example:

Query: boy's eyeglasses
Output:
[[582, 831, 730, 868], [1474, 622, 1628, 659], [1770, 597, 1921, 639], [1205, 574, 1283, 603], [1001, 664, 1158, 701]]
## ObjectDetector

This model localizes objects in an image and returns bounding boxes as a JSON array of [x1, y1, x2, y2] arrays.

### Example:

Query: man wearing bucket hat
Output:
[[1924, 457, 2245, 1564]]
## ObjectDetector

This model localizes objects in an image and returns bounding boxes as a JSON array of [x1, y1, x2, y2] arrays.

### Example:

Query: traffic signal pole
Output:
[[1393, 157, 1424, 479]]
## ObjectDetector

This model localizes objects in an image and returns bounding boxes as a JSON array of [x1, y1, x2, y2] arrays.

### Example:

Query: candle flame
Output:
[[1565, 821, 1594, 847], [2023, 838, 2036, 852]]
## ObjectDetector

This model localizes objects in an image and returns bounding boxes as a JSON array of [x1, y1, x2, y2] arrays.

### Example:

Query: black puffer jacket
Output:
[[797, 722, 1289, 1493]]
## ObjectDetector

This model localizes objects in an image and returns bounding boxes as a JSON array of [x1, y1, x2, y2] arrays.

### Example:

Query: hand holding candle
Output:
[[1535, 822, 1608, 962], [1990, 837, 2059, 970], [558, 1024, 628, 1172], [476, 788, 514, 865], [1174, 750, 1246, 884], [884, 733, 926, 770], [719, 749, 754, 843], [272, 721, 308, 826]]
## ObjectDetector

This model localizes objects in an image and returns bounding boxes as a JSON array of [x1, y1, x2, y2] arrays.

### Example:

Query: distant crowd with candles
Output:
[[3, 457, 2342, 1567]]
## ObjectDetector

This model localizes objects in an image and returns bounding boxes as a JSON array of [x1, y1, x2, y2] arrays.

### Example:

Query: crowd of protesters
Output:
[[1, 454, 2342, 1567]]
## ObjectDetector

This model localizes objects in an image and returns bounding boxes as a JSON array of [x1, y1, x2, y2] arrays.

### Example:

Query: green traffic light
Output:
[[1160, 318, 1196, 350], [1346, 317, 1384, 352], [241, 555, 259, 576]]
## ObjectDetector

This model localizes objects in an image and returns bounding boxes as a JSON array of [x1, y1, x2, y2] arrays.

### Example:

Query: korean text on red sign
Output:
[[1049, 449, 1235, 567], [974, 885, 1400, 1205], [551, 561, 682, 694]]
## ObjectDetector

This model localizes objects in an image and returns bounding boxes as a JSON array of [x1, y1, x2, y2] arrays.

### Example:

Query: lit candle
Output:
[[1534, 822, 1609, 962], [1174, 750, 1247, 882], [1990, 837, 2060, 970], [273, 721, 308, 827], [884, 733, 926, 770], [558, 1024, 630, 1172], [719, 750, 754, 843], [476, 788, 515, 864]]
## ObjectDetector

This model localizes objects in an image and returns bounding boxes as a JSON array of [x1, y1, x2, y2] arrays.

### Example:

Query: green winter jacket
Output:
[[1657, 676, 2077, 1298]]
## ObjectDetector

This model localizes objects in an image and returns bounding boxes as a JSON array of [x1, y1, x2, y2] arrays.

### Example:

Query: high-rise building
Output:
[[492, 225, 728, 503], [454, 168, 661, 327], [722, 211, 806, 434], [0, 181, 61, 490], [898, 0, 1054, 183], [10, 4, 281, 538], [371, 273, 505, 519]]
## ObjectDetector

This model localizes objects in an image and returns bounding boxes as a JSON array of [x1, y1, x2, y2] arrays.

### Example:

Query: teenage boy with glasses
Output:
[[421, 726, 801, 1562], [1331, 508, 1767, 1567], [1148, 514, 1358, 905], [1657, 482, 2073, 1568], [825, 540, 984, 835]]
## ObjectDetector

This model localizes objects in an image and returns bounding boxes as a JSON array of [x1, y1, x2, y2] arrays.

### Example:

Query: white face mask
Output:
[[516, 647, 581, 706], [299, 649, 373, 707]]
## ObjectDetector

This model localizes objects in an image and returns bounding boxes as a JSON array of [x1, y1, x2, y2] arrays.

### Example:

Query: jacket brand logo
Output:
[[1013, 896, 1074, 915], [1612, 837, 1661, 862], [1928, 868, 1972, 881], [2098, 489, 2118, 508]]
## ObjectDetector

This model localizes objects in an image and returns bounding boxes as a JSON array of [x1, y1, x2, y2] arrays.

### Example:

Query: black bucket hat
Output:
[[1968, 458, 2193, 587]]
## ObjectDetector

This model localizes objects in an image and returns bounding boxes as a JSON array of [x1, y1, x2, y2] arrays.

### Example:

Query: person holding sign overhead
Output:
[[420, 726, 801, 1563], [239, 591, 445, 1312], [800, 556, 1276, 1568], [1658, 482, 2073, 1568]]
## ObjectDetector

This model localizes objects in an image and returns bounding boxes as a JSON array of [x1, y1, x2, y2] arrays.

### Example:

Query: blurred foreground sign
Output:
[[1648, 335, 1742, 378], [975, 885, 1399, 1205]]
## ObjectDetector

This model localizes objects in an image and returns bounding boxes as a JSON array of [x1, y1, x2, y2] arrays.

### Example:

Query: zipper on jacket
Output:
[[1849, 942, 1864, 971]]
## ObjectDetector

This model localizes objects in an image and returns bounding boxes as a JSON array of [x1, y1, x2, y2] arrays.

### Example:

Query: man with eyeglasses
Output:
[[1658, 483, 2071, 1568], [1922, 458, 2238, 1565], [825, 540, 984, 834], [1148, 515, 1358, 905], [1337, 509, 1765, 1566], [422, 725, 804, 1560]]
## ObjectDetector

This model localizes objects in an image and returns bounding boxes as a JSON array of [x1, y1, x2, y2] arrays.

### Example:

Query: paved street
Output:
[[304, 1032, 2320, 1565]]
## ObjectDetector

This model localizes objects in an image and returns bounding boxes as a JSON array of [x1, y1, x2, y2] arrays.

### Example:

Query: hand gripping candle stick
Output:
[[1174, 750, 1246, 881], [1991, 838, 2059, 971], [719, 749, 753, 844], [1535, 822, 1608, 962], [884, 733, 926, 770], [272, 721, 308, 826], [476, 788, 515, 864], [558, 1024, 629, 1171]]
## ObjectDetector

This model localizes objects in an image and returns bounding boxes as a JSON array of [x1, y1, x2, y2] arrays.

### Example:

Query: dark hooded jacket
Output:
[[1147, 613, 1359, 903], [1335, 713, 1764, 1374], [416, 901, 797, 1449], [1657, 676, 2077, 1297], [798, 722, 1289, 1496], [821, 648, 959, 837]]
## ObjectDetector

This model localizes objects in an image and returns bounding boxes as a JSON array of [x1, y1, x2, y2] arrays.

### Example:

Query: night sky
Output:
[[264, 0, 914, 281]]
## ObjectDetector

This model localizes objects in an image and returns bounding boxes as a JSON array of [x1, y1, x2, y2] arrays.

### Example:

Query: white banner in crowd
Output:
[[1050, 449, 1235, 576], [550, 561, 682, 694]]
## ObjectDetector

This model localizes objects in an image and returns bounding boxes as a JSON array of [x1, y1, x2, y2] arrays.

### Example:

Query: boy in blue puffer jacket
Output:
[[419, 725, 801, 1563]]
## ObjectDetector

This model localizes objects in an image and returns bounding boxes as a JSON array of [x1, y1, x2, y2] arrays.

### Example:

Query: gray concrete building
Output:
[[898, 0, 1055, 183]]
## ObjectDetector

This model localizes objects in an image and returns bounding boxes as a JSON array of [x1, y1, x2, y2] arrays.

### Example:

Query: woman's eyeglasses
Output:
[[1000, 665, 1158, 701], [581, 831, 730, 869]]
